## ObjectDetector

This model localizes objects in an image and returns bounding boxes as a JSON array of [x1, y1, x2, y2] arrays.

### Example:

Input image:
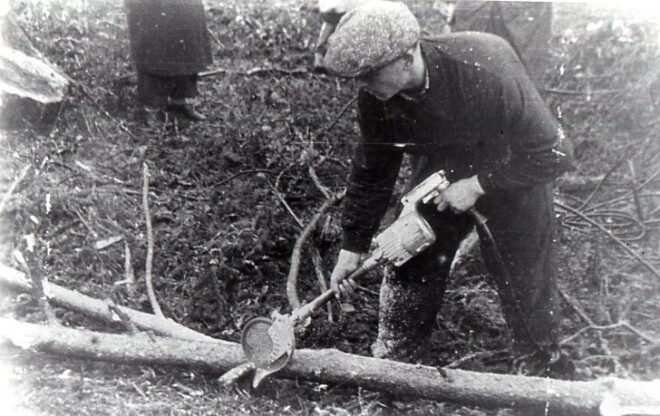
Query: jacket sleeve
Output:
[[477, 65, 574, 194], [341, 93, 404, 253]]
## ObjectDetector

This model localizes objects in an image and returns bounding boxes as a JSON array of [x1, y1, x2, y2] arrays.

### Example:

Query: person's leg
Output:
[[476, 185, 574, 379], [372, 206, 474, 364], [167, 74, 206, 121], [136, 72, 169, 126], [137, 72, 170, 107]]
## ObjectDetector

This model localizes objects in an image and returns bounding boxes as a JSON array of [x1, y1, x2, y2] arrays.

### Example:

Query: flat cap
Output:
[[322, 1, 420, 77]]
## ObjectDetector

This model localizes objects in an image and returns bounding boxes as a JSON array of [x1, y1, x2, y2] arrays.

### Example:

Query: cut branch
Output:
[[2, 318, 660, 416], [0, 263, 219, 343]]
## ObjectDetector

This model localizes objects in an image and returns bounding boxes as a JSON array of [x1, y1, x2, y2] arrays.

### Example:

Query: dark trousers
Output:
[[137, 72, 199, 108], [372, 167, 560, 363]]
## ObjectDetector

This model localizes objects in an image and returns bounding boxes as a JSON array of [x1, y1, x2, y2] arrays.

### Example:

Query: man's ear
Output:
[[401, 51, 415, 69], [401, 43, 418, 68]]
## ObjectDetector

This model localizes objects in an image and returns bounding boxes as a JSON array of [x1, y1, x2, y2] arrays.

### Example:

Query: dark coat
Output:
[[341, 34, 573, 253], [452, 1, 552, 87], [125, 0, 213, 76]]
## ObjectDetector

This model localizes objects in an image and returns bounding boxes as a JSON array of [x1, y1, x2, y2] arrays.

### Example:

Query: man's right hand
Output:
[[330, 249, 362, 299]]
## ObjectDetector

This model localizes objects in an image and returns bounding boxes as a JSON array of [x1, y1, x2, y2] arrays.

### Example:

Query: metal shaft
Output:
[[292, 255, 383, 322]]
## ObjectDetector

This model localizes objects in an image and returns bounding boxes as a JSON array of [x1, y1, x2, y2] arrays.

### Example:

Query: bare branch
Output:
[[268, 180, 304, 228], [287, 191, 345, 309], [308, 164, 331, 200], [555, 200, 660, 280], [142, 162, 163, 317], [199, 66, 308, 79]]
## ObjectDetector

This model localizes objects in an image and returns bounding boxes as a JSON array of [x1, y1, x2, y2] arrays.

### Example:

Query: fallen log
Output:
[[0, 263, 222, 343], [2, 318, 659, 416]]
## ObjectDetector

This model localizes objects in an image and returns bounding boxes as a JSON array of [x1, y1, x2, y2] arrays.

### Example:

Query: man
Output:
[[125, 0, 212, 124], [452, 1, 553, 88], [324, 1, 575, 378]]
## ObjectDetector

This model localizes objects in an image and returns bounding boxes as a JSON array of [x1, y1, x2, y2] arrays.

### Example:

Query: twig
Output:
[[313, 96, 358, 141], [286, 191, 345, 309], [554, 200, 660, 280], [0, 165, 31, 214], [123, 241, 136, 299], [199, 66, 309, 79], [355, 285, 379, 297], [215, 169, 273, 188], [444, 349, 509, 369], [628, 159, 645, 222], [543, 87, 620, 96], [561, 321, 657, 346], [619, 321, 656, 344], [577, 157, 627, 211], [217, 362, 255, 386], [635, 164, 660, 194], [131, 382, 148, 399], [206, 28, 222, 48], [142, 163, 163, 317], [77, 83, 136, 140], [558, 289, 594, 326], [108, 301, 138, 335], [268, 181, 304, 228], [72, 206, 98, 238], [556, 287, 624, 372]]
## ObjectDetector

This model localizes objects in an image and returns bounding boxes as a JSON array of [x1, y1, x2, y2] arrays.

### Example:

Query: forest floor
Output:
[[1, 0, 659, 415]]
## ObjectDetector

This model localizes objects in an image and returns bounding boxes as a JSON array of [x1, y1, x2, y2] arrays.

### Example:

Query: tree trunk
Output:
[[2, 318, 659, 416]]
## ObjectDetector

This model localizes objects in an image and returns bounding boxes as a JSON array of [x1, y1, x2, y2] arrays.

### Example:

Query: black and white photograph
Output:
[[0, 0, 659, 414]]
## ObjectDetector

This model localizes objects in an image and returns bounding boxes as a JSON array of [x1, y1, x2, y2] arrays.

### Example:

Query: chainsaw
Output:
[[240, 170, 450, 387]]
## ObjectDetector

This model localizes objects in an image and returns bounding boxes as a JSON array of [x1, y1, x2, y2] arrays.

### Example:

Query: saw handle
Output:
[[291, 255, 382, 323]]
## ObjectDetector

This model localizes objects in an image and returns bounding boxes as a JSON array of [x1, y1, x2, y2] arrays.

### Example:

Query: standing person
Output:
[[125, 0, 213, 124], [451, 0, 553, 88], [323, 2, 575, 379]]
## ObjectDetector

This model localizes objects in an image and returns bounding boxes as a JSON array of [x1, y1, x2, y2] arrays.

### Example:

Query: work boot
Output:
[[166, 98, 207, 121], [513, 349, 576, 380]]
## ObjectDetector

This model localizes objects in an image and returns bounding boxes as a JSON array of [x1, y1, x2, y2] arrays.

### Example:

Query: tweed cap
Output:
[[322, 1, 420, 77]]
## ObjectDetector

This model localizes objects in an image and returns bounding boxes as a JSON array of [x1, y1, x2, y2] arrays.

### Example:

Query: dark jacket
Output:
[[452, 1, 553, 86], [125, 0, 213, 76], [342, 33, 573, 253]]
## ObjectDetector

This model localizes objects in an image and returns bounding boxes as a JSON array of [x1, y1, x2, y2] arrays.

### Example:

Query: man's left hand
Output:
[[433, 175, 485, 213]]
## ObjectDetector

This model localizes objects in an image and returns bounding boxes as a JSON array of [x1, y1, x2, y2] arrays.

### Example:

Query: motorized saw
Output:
[[240, 170, 450, 387]]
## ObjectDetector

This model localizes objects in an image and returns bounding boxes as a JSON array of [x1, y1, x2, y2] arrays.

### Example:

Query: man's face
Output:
[[357, 58, 409, 101]]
